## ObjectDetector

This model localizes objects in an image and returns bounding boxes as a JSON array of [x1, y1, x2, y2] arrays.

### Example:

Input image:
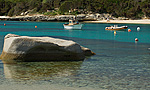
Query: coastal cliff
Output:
[[0, 34, 95, 63]]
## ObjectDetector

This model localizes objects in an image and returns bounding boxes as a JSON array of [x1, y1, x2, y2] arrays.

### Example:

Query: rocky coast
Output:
[[0, 13, 116, 21], [1, 14, 150, 24]]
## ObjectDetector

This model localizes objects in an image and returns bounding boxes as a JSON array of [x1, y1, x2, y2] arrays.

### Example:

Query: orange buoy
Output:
[[35, 26, 37, 28], [4, 23, 6, 26], [114, 31, 117, 35], [135, 38, 138, 41], [128, 29, 131, 32]]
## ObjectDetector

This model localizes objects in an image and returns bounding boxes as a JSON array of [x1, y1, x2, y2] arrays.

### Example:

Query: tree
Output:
[[59, 1, 74, 13]]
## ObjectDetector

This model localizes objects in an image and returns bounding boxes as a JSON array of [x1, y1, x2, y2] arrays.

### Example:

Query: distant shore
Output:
[[1, 15, 150, 24], [84, 19, 150, 24]]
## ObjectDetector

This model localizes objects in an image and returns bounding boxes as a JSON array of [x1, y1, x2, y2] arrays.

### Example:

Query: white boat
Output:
[[105, 25, 128, 30], [63, 20, 83, 29]]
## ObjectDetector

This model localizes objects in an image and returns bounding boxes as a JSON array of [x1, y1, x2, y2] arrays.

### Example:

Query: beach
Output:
[[84, 19, 150, 24]]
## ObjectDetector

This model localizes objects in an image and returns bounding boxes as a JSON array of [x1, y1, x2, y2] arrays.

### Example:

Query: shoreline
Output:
[[1, 16, 150, 24], [84, 19, 150, 24]]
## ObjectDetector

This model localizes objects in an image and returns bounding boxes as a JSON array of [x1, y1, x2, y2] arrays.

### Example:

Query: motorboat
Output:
[[105, 25, 128, 30], [63, 20, 83, 29]]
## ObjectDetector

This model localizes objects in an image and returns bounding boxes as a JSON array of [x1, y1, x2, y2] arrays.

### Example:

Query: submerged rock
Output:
[[3, 61, 83, 80], [0, 34, 95, 63]]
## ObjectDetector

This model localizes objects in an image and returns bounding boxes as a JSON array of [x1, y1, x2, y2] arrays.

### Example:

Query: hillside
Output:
[[0, 0, 150, 19]]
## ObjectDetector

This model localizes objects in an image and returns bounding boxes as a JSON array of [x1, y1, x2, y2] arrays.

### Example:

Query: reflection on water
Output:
[[105, 29, 126, 36], [3, 61, 82, 80]]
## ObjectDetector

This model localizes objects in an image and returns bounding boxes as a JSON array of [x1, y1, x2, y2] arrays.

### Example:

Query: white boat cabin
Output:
[[68, 20, 79, 25]]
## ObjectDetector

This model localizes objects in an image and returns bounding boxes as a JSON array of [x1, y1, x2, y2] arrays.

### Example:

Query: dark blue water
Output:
[[0, 21, 150, 90]]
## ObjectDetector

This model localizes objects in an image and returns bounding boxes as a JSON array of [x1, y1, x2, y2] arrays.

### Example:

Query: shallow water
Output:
[[0, 21, 150, 90]]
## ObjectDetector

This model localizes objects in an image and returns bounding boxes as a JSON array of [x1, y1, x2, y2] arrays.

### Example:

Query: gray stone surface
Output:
[[0, 13, 121, 21], [0, 34, 95, 63]]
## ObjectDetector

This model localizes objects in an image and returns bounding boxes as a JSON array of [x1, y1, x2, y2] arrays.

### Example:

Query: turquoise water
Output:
[[0, 21, 150, 43], [0, 21, 150, 90]]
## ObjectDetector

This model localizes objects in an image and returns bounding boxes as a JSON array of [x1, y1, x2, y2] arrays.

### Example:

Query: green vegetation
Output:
[[0, 0, 150, 19]]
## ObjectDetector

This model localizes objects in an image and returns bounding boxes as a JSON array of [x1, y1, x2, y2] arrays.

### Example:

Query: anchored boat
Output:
[[105, 25, 128, 30], [63, 20, 83, 29]]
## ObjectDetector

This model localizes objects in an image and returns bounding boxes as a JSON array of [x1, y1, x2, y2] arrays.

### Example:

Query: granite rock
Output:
[[0, 34, 95, 63]]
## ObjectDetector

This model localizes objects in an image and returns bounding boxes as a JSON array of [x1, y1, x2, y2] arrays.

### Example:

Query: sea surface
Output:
[[0, 21, 150, 90]]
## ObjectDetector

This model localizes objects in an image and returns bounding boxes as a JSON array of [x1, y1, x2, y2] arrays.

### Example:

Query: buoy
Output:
[[35, 26, 37, 28], [128, 29, 131, 32], [135, 38, 138, 41], [114, 31, 117, 35], [137, 27, 140, 31], [4, 23, 6, 26]]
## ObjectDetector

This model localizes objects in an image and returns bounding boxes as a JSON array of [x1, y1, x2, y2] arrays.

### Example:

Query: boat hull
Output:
[[105, 26, 128, 30], [63, 24, 83, 29]]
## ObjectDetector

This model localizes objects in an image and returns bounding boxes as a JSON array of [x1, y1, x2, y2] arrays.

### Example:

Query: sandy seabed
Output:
[[0, 84, 101, 90]]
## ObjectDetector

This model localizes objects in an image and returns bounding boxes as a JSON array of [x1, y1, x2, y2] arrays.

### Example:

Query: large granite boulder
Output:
[[0, 34, 95, 63]]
